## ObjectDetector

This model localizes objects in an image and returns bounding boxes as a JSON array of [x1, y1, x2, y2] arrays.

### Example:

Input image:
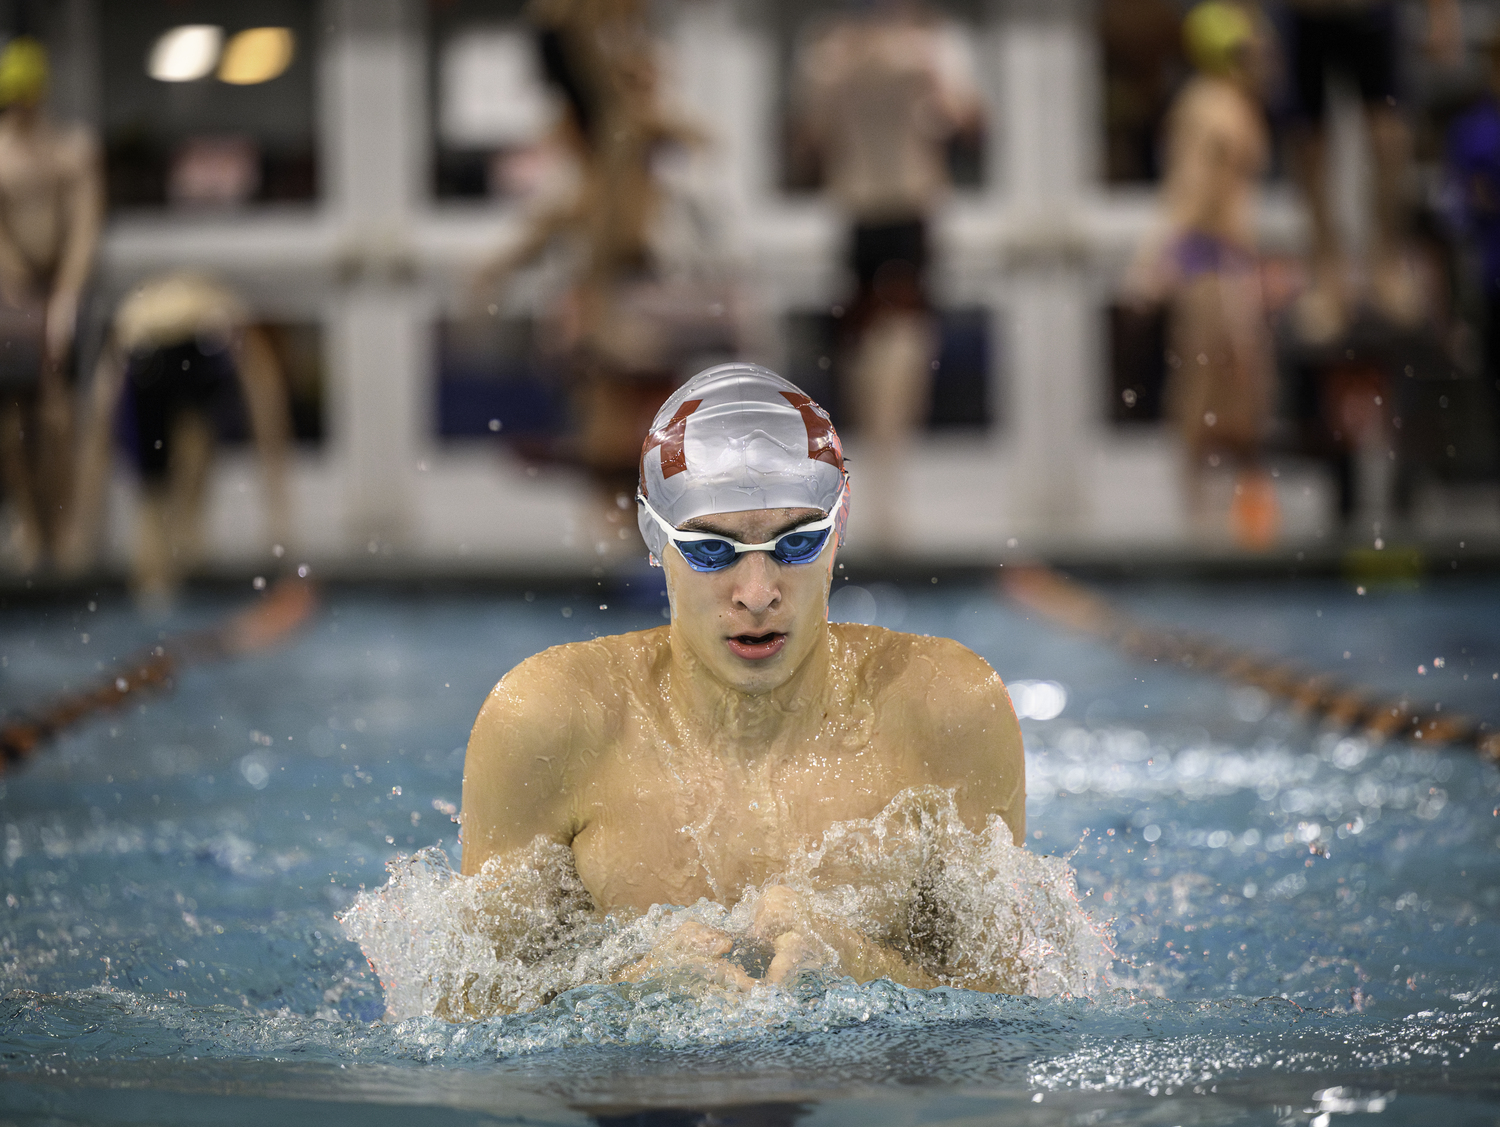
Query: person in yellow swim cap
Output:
[[0, 34, 102, 574], [1124, 1, 1280, 550], [1182, 1, 1255, 80]]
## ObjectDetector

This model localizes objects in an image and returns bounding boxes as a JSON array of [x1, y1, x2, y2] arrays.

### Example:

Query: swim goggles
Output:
[[636, 485, 844, 573]]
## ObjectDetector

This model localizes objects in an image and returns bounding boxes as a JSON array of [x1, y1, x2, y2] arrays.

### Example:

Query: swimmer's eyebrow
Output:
[[678, 510, 825, 538]]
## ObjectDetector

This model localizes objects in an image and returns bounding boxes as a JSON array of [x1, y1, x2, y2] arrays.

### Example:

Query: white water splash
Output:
[[339, 787, 1114, 1025]]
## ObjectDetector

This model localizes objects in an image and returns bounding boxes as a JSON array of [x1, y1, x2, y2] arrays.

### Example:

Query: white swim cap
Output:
[[637, 363, 848, 565]]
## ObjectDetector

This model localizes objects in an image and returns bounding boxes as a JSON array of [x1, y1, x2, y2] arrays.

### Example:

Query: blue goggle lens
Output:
[[677, 538, 738, 570], [674, 526, 832, 572], [771, 528, 830, 564]]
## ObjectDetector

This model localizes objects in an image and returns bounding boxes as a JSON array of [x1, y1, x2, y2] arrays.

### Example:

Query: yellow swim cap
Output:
[[0, 36, 48, 107], [1182, 1, 1254, 78]]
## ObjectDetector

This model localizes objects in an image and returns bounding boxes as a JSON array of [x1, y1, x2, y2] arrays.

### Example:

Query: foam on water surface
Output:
[[338, 787, 1115, 1031]]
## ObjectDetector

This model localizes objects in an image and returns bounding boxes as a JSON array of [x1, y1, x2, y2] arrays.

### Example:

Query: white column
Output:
[[321, 0, 427, 550], [1000, 11, 1091, 208], [670, 1, 763, 237], [996, 4, 1099, 542]]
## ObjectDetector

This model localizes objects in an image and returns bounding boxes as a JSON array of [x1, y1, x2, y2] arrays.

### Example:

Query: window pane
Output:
[[99, 0, 317, 208], [429, 0, 546, 201]]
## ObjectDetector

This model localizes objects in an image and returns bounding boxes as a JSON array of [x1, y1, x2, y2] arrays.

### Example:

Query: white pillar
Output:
[[670, 1, 763, 235], [996, 4, 1099, 541], [321, 0, 427, 550]]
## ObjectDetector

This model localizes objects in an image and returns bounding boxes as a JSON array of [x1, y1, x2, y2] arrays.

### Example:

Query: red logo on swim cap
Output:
[[780, 392, 843, 469], [639, 398, 703, 494]]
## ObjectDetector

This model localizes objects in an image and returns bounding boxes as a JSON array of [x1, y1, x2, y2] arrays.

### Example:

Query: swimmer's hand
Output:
[[750, 886, 832, 985], [616, 888, 943, 994], [766, 930, 829, 985], [616, 920, 756, 992], [751, 886, 938, 990]]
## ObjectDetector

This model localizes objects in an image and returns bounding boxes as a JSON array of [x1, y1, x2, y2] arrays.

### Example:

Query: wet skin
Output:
[[460, 506, 1026, 988]]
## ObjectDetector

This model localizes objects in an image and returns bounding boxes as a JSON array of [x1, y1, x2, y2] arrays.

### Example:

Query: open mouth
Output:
[[726, 632, 786, 660]]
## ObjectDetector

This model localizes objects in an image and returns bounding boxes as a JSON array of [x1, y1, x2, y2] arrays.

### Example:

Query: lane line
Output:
[[999, 565, 1499, 760], [1, 578, 317, 771]]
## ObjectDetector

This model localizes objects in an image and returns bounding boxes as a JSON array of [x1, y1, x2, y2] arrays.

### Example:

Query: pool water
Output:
[[1, 576, 1498, 1126]]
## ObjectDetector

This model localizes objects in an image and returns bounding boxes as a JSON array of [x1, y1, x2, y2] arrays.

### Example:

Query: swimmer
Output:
[[59, 272, 291, 605], [460, 363, 1024, 997], [1125, 1, 1279, 549], [0, 38, 102, 572]]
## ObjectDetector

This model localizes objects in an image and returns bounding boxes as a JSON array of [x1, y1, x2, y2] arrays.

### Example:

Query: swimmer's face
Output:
[[663, 506, 835, 693]]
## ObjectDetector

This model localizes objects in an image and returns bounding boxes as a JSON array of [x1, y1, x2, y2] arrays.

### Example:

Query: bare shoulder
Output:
[[833, 624, 1025, 840], [461, 627, 669, 871], [833, 623, 1003, 702], [473, 626, 669, 753]]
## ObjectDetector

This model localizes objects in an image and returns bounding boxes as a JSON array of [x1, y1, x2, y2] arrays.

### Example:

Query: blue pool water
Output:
[[1, 575, 1497, 1126]]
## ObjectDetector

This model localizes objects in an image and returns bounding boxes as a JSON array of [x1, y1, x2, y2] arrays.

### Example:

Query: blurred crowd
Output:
[[2, 0, 1500, 593], [0, 26, 294, 607], [1112, 0, 1500, 546]]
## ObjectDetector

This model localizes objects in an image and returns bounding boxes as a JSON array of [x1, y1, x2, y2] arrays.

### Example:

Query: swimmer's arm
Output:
[[900, 646, 1028, 993], [44, 130, 103, 364], [56, 338, 125, 572], [459, 653, 589, 875], [451, 656, 604, 1019], [52, 129, 103, 308], [235, 326, 293, 552], [917, 641, 1026, 844], [0, 217, 32, 303], [470, 193, 588, 309]]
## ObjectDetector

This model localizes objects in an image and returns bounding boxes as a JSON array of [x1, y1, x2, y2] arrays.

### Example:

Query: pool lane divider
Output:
[[0, 578, 317, 771], [1000, 565, 1499, 761]]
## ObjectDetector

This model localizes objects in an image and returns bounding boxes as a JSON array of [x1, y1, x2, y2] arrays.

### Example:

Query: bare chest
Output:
[[0, 142, 74, 266], [569, 712, 925, 913], [0, 140, 71, 204]]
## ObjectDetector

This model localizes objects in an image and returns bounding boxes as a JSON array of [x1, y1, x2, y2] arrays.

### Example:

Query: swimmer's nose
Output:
[[731, 551, 781, 616]]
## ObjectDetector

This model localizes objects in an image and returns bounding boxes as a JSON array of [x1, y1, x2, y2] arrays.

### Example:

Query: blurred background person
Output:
[[0, 36, 101, 573], [61, 273, 291, 608], [792, 0, 983, 553], [1126, 1, 1279, 549], [470, 0, 745, 559], [1102, 0, 1190, 184], [4, 0, 1486, 575], [1447, 32, 1500, 445], [1286, 0, 1462, 343]]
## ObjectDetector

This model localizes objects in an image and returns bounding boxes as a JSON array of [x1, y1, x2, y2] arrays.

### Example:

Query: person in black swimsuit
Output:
[[1286, 0, 1462, 340], [60, 274, 291, 606], [792, 4, 983, 550]]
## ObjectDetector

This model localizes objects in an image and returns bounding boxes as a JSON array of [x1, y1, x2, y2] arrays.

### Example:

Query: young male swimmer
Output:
[[459, 363, 1025, 991]]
